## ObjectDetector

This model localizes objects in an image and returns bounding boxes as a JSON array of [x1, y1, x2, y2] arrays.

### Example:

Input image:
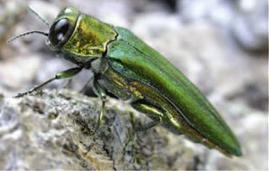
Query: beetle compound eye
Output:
[[48, 18, 73, 48]]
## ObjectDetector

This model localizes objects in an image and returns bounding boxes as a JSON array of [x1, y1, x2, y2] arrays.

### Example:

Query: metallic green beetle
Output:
[[15, 7, 241, 157]]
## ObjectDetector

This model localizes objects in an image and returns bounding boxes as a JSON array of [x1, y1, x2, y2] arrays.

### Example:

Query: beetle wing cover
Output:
[[107, 27, 241, 156]]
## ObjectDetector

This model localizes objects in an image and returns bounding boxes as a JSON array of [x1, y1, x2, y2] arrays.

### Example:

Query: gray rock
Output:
[[0, 90, 199, 170], [178, 0, 268, 53], [0, 89, 267, 170], [231, 0, 268, 52]]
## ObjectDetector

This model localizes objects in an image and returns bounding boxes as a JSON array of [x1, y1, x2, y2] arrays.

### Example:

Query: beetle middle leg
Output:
[[15, 67, 82, 98], [92, 78, 107, 130]]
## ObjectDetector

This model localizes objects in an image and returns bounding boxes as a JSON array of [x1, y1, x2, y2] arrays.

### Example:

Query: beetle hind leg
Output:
[[131, 100, 164, 131], [131, 99, 184, 135]]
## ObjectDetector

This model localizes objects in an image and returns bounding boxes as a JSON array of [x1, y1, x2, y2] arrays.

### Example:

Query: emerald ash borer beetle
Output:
[[11, 7, 241, 157]]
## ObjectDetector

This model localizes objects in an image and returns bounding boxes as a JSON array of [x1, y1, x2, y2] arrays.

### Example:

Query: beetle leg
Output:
[[131, 100, 183, 135], [92, 79, 107, 129], [131, 100, 163, 131], [15, 67, 82, 98]]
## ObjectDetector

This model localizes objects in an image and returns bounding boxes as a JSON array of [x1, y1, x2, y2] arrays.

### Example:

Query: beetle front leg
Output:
[[15, 67, 82, 98]]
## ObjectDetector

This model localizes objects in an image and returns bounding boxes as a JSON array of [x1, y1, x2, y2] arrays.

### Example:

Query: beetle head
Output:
[[48, 7, 117, 64], [9, 7, 117, 66]]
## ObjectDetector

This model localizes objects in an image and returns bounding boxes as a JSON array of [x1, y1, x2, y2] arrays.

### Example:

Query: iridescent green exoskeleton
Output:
[[15, 7, 241, 157]]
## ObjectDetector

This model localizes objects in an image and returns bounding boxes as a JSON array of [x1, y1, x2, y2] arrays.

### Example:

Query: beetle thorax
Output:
[[62, 14, 117, 59]]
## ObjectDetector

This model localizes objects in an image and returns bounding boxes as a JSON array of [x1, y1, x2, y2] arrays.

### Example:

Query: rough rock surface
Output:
[[0, 90, 198, 170], [0, 89, 267, 170]]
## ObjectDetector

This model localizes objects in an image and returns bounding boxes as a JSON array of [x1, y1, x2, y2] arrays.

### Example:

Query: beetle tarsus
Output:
[[14, 77, 56, 98], [95, 98, 106, 130]]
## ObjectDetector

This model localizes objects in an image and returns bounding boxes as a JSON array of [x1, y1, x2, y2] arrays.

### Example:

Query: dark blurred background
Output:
[[0, 0, 268, 170]]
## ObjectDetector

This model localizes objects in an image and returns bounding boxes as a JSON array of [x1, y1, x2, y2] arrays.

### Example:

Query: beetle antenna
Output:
[[7, 31, 48, 43], [27, 6, 50, 27]]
